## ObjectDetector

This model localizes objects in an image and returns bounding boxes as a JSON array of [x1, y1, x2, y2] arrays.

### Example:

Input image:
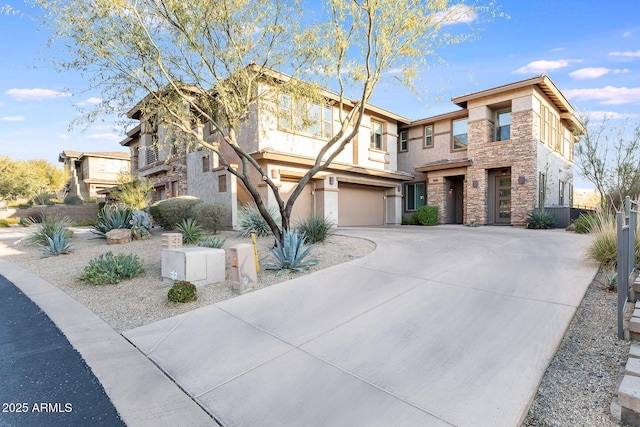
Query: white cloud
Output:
[[569, 67, 630, 80], [435, 4, 478, 25], [6, 88, 72, 101], [86, 133, 121, 142], [564, 86, 640, 105], [550, 47, 565, 52], [1, 116, 25, 122], [609, 50, 640, 58], [58, 134, 69, 140], [78, 97, 102, 106], [513, 59, 576, 74]]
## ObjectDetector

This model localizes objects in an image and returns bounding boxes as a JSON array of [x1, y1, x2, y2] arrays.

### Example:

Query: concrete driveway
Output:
[[124, 225, 597, 427]]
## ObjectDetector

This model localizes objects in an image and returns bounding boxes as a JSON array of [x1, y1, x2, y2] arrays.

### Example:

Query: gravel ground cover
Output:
[[0, 227, 375, 332], [523, 270, 631, 427]]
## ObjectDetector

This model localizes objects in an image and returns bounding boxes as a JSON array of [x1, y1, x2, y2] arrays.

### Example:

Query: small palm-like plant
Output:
[[23, 215, 73, 246], [92, 206, 132, 238], [296, 214, 336, 244], [264, 229, 318, 276], [237, 203, 280, 237], [176, 218, 203, 244], [41, 231, 74, 257], [198, 235, 227, 249], [525, 210, 556, 229]]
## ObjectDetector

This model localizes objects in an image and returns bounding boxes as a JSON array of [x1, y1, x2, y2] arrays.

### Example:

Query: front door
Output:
[[494, 175, 511, 224]]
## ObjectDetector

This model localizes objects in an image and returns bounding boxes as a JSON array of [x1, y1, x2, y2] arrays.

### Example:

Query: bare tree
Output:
[[32, 0, 498, 242], [575, 113, 640, 211]]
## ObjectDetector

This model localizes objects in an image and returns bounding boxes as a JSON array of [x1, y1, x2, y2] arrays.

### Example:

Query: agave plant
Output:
[[525, 210, 555, 229], [41, 231, 74, 257], [92, 205, 133, 238], [23, 215, 73, 246], [264, 229, 318, 276], [130, 210, 151, 240], [176, 218, 203, 244]]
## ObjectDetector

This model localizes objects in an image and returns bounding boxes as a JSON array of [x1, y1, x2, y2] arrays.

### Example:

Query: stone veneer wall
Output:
[[427, 178, 447, 223], [465, 110, 537, 226]]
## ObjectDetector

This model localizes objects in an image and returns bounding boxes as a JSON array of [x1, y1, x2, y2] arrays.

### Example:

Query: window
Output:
[[202, 155, 210, 173], [496, 110, 511, 141], [279, 93, 332, 138], [371, 120, 383, 150], [98, 158, 105, 172], [399, 130, 408, 152], [146, 144, 159, 165], [452, 118, 468, 150], [559, 180, 565, 206], [424, 125, 433, 147], [406, 183, 425, 211], [218, 175, 227, 193], [539, 172, 546, 207], [540, 105, 548, 144], [551, 114, 558, 151]]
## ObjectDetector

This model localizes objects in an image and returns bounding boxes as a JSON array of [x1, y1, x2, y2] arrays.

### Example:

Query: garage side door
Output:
[[338, 183, 384, 226]]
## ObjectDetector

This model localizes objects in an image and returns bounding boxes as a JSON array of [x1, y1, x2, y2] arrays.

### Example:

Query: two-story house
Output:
[[121, 73, 583, 228], [398, 74, 583, 226], [58, 150, 130, 201], [121, 82, 413, 228]]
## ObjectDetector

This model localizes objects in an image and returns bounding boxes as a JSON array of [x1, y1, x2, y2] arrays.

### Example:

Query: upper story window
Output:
[[452, 118, 468, 150], [424, 125, 433, 148], [202, 155, 210, 173], [279, 93, 332, 139], [496, 110, 511, 141], [98, 158, 128, 174], [371, 120, 383, 150], [399, 130, 408, 152]]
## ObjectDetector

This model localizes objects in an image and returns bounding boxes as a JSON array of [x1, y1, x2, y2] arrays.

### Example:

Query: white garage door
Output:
[[338, 183, 385, 226]]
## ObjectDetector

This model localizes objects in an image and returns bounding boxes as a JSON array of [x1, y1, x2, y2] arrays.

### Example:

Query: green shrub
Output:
[[573, 211, 600, 234], [264, 229, 318, 276], [79, 252, 145, 285], [23, 215, 74, 246], [149, 196, 203, 230], [198, 235, 227, 249], [18, 217, 30, 227], [295, 214, 335, 244], [525, 210, 556, 229], [585, 212, 617, 268], [415, 205, 438, 226], [41, 231, 74, 257], [176, 218, 203, 244], [0, 219, 10, 228], [110, 178, 153, 210], [33, 193, 52, 205], [190, 202, 230, 233], [91, 205, 132, 239], [168, 280, 197, 303], [237, 203, 280, 237], [64, 194, 84, 205]]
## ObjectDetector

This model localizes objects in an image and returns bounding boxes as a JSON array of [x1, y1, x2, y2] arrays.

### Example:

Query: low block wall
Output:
[[0, 204, 99, 224]]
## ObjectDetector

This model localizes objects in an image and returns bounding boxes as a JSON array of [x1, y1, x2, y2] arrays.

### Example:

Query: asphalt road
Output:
[[0, 274, 124, 427]]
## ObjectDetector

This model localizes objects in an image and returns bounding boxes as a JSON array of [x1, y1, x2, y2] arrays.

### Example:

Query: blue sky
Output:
[[1, 0, 639, 189]]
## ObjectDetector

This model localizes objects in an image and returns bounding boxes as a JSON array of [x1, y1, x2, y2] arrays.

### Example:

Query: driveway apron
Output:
[[124, 225, 597, 427]]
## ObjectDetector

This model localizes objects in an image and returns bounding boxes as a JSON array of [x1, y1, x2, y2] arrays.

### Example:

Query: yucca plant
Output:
[[295, 214, 336, 244], [264, 229, 318, 276], [91, 205, 132, 238], [525, 210, 556, 229], [23, 215, 74, 246], [176, 218, 203, 244], [198, 235, 227, 249], [40, 231, 74, 257], [237, 203, 280, 237]]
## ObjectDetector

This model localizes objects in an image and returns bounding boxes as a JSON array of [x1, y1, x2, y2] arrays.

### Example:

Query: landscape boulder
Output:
[[106, 228, 132, 245]]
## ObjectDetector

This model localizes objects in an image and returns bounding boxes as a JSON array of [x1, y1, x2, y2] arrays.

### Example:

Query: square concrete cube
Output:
[[162, 247, 225, 287], [162, 233, 183, 249]]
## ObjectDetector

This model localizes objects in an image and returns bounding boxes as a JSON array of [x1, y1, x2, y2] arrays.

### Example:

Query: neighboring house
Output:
[[121, 73, 583, 227], [58, 150, 131, 201], [121, 83, 413, 228], [398, 74, 583, 226]]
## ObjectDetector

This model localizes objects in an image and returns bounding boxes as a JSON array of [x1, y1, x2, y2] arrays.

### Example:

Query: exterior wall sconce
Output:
[[329, 177, 335, 185], [396, 184, 402, 192], [472, 180, 479, 188], [271, 169, 278, 179], [518, 175, 526, 185]]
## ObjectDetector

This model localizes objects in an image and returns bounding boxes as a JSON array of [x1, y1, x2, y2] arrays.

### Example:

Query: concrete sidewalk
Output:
[[123, 225, 597, 426]]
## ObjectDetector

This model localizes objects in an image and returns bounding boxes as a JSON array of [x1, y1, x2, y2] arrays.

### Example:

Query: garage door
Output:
[[338, 183, 385, 226]]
